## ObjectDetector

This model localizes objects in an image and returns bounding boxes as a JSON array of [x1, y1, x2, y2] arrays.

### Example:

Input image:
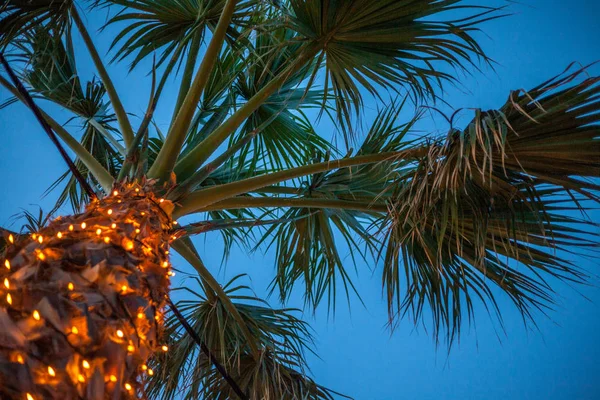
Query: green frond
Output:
[[0, 0, 73, 47], [103, 0, 257, 70], [285, 0, 501, 137], [148, 276, 342, 400], [380, 67, 600, 343]]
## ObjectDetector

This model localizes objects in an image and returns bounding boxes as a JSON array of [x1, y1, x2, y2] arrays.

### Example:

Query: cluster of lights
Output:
[[1, 184, 177, 398]]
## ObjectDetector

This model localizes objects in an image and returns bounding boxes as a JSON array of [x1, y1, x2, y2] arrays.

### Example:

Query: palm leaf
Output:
[[285, 0, 501, 137], [381, 67, 600, 343]]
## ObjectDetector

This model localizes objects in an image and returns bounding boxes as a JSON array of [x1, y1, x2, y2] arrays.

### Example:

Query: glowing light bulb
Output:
[[48, 366, 56, 377], [141, 365, 148, 371], [37, 235, 43, 244], [71, 326, 79, 335], [135, 228, 140, 234], [77, 374, 85, 383], [113, 190, 119, 196], [16, 354, 24, 364], [111, 223, 117, 229], [116, 330, 124, 338], [8, 234, 14, 243], [162, 261, 168, 268], [125, 240, 134, 251], [3, 278, 9, 289], [137, 312, 144, 319], [7, 294, 12, 305], [135, 188, 140, 192], [81, 222, 86, 229], [96, 228, 102, 236], [141, 212, 145, 216], [37, 252, 45, 261], [69, 224, 74, 231], [127, 344, 134, 352], [109, 375, 117, 383], [161, 345, 168, 352], [104, 237, 110, 244], [57, 232, 63, 239], [4, 260, 9, 269], [173, 220, 178, 225], [82, 360, 90, 369], [32, 234, 37, 240], [27, 393, 35, 400], [121, 285, 128, 292], [108, 209, 113, 215], [165, 250, 169, 255], [124, 383, 132, 391], [147, 368, 154, 376], [159, 198, 165, 203], [32, 310, 41, 321], [68, 282, 74, 291]]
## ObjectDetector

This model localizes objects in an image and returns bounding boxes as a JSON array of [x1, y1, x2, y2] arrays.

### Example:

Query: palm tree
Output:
[[0, 0, 598, 398]]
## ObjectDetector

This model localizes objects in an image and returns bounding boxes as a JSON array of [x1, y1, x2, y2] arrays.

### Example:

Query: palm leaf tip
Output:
[[381, 66, 600, 343]]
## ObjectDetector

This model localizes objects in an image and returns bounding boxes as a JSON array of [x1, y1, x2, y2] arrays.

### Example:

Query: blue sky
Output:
[[1, 1, 599, 399]]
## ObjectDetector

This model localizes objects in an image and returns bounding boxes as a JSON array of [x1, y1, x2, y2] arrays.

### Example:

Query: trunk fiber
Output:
[[0, 184, 176, 399]]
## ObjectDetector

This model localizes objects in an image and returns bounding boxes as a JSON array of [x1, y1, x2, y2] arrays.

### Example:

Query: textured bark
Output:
[[0, 184, 175, 399]]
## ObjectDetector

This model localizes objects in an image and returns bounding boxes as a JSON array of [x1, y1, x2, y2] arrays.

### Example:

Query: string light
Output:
[[107, 209, 113, 215], [8, 234, 14, 243], [165, 250, 169, 255], [121, 285, 128, 292], [26, 393, 34, 400], [37, 235, 43, 244], [69, 224, 74, 231], [77, 374, 85, 383], [109, 375, 117, 383], [32, 234, 37, 240], [113, 190, 119, 196], [57, 232, 63, 239], [68, 282, 74, 291], [141, 212, 145, 216], [125, 240, 134, 251], [81, 222, 87, 229], [135, 188, 140, 192], [161, 345, 168, 352], [116, 330, 124, 338], [162, 261, 168, 268], [137, 312, 144, 319], [32, 310, 41, 321], [124, 383, 132, 391], [48, 366, 56, 377], [111, 223, 117, 229], [104, 237, 111, 244], [159, 198, 165, 203], [135, 228, 141, 234], [16, 354, 24, 364], [127, 344, 134, 352], [71, 326, 79, 335], [4, 278, 9, 289], [4, 260, 9, 269], [37, 252, 45, 261], [82, 360, 90, 369], [96, 228, 102, 236], [7, 294, 12, 305], [147, 368, 154, 376], [173, 221, 178, 225], [141, 365, 147, 371]]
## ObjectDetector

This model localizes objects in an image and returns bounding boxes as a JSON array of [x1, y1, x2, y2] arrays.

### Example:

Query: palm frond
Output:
[[103, 0, 257, 70], [0, 0, 72, 47], [285, 0, 501, 138], [149, 275, 341, 400], [381, 67, 600, 343]]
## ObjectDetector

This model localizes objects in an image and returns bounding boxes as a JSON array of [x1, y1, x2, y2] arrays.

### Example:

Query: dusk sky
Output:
[[1, 1, 599, 399]]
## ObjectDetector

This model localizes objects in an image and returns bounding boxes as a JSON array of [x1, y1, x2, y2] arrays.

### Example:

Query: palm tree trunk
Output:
[[0, 184, 175, 399]]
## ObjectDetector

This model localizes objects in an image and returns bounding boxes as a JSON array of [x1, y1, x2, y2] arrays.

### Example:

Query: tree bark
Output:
[[0, 184, 175, 399]]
